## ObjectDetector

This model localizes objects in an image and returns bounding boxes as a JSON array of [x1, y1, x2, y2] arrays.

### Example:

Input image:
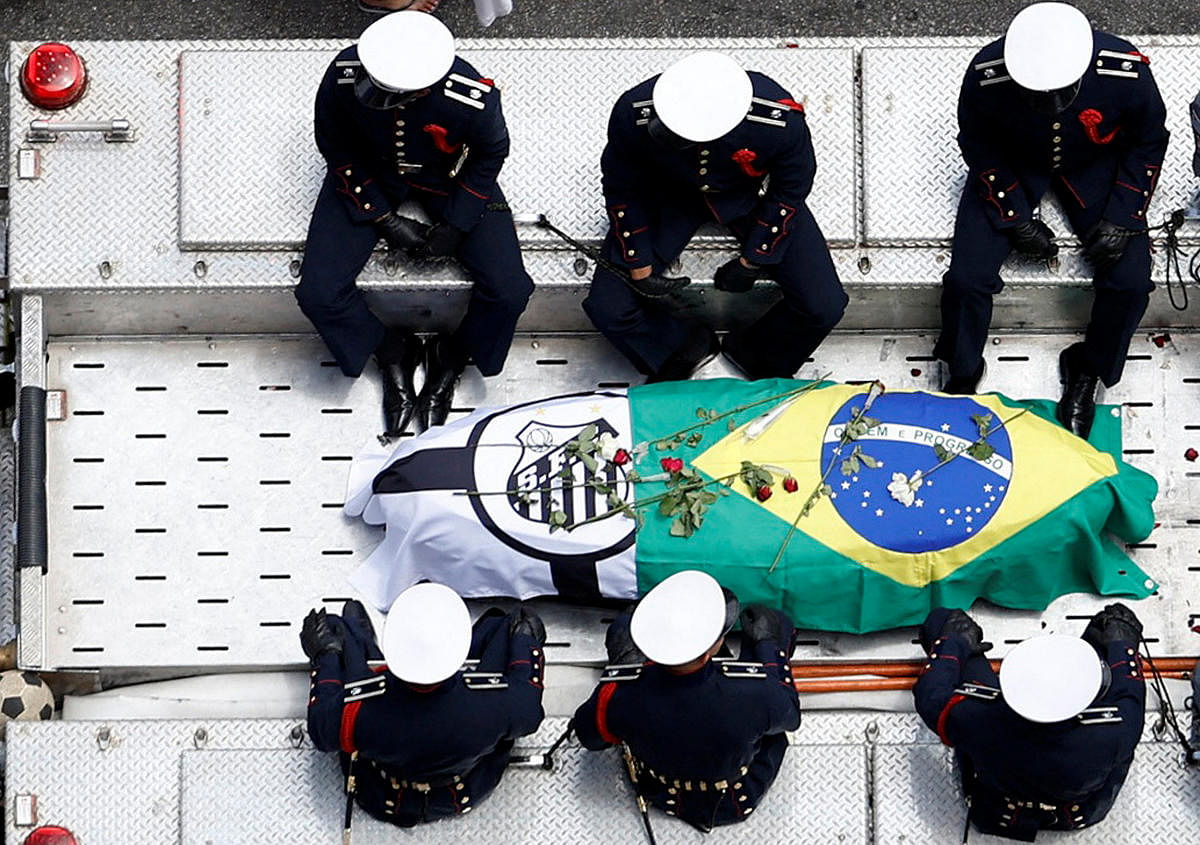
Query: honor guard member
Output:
[[572, 571, 801, 832], [300, 584, 546, 829], [297, 12, 534, 436], [583, 53, 847, 383], [1191, 90, 1200, 177], [914, 604, 1145, 841], [936, 2, 1169, 439]]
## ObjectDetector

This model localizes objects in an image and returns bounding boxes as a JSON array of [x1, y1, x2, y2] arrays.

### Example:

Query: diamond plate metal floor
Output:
[[24, 330, 1200, 671], [7, 713, 1192, 844]]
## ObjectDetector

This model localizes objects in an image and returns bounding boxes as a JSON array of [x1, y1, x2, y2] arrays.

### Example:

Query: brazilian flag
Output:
[[629, 379, 1158, 633]]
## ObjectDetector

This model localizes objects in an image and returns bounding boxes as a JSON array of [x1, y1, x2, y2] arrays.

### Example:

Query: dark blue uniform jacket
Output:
[[957, 32, 1168, 231], [914, 632, 1145, 841], [573, 615, 800, 829], [601, 73, 816, 268], [315, 47, 509, 232], [306, 609, 544, 825]]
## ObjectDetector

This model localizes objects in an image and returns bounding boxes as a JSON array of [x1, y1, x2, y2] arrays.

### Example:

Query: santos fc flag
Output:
[[344, 379, 1157, 633]]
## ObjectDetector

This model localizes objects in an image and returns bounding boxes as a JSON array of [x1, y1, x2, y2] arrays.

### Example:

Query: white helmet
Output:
[[652, 53, 753, 143], [358, 11, 455, 94], [1000, 634, 1102, 723], [630, 570, 728, 666], [1004, 3, 1094, 92], [381, 582, 471, 685]]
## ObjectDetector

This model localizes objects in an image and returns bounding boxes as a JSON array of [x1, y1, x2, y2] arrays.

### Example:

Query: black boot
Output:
[[374, 330, 422, 438], [415, 335, 467, 430], [1057, 343, 1099, 439], [942, 359, 986, 395], [647, 325, 720, 384]]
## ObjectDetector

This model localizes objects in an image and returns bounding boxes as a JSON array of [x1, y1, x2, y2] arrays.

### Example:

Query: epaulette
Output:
[[953, 681, 1000, 701], [600, 663, 644, 682], [973, 58, 1012, 88], [344, 674, 387, 703], [745, 97, 802, 128], [1076, 705, 1123, 725], [442, 73, 494, 110], [717, 660, 768, 679], [1095, 49, 1150, 79], [335, 59, 362, 86], [463, 671, 508, 690], [631, 99, 655, 126]]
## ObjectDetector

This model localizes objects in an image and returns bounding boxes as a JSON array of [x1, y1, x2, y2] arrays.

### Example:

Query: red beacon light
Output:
[[24, 827, 78, 845], [20, 43, 88, 110]]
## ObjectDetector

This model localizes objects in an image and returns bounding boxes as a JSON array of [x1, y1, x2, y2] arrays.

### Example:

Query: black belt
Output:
[[632, 757, 749, 793]]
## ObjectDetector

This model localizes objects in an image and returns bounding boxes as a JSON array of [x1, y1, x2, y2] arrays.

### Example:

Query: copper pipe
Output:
[[790, 656, 1198, 679], [794, 670, 1192, 694]]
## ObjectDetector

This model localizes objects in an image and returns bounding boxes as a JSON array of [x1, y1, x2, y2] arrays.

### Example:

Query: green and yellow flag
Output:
[[630, 379, 1158, 633]]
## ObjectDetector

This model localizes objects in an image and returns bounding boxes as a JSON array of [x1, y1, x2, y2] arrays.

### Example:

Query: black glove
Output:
[[627, 271, 691, 298], [375, 212, 431, 253], [300, 608, 344, 664], [416, 222, 466, 259], [739, 604, 790, 648], [508, 604, 547, 646], [712, 258, 761, 293], [1081, 602, 1143, 648], [918, 607, 989, 656], [605, 614, 646, 665], [1084, 220, 1136, 271], [1007, 219, 1059, 260], [341, 599, 377, 645]]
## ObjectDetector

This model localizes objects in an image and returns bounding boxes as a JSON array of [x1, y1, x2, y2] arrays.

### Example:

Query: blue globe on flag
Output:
[[820, 391, 1014, 553]]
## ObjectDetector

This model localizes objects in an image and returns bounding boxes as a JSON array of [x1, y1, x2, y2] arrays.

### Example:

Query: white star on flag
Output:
[[841, 481, 851, 490], [984, 484, 993, 492], [875, 508, 884, 517], [915, 499, 924, 507], [940, 423, 951, 432]]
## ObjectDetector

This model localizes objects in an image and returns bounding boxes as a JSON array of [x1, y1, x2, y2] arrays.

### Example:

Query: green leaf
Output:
[[820, 484, 833, 496], [933, 444, 951, 463], [966, 442, 996, 461], [686, 431, 704, 447], [696, 407, 709, 420], [971, 413, 994, 434], [606, 492, 624, 510], [841, 456, 860, 476], [860, 415, 881, 430], [669, 518, 690, 538], [548, 510, 568, 533], [558, 466, 574, 481], [859, 452, 880, 469], [577, 424, 598, 443], [718, 487, 731, 497], [655, 441, 670, 451], [700, 491, 718, 505], [658, 492, 682, 517], [626, 469, 641, 483], [727, 419, 738, 432], [580, 453, 598, 474]]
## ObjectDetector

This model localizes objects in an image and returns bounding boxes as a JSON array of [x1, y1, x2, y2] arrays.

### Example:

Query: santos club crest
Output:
[[467, 393, 636, 562]]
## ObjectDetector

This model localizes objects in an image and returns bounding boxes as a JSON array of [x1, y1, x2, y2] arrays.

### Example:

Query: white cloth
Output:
[[345, 391, 638, 610], [473, 0, 513, 26]]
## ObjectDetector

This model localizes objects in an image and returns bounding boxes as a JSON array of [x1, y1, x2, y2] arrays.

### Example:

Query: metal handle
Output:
[[27, 119, 135, 143]]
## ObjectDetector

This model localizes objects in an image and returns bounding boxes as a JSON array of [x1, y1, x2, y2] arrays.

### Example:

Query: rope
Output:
[[1152, 210, 1191, 311], [1139, 635, 1197, 765]]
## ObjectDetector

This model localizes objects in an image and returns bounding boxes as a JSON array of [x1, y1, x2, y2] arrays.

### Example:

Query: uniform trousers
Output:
[[297, 174, 534, 378], [583, 197, 846, 378], [935, 173, 1152, 387]]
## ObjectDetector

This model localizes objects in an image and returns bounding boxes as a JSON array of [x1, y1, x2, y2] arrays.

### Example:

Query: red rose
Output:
[[613, 449, 630, 466], [756, 485, 773, 502], [660, 457, 684, 473], [783, 476, 799, 493], [1186, 448, 1198, 463]]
